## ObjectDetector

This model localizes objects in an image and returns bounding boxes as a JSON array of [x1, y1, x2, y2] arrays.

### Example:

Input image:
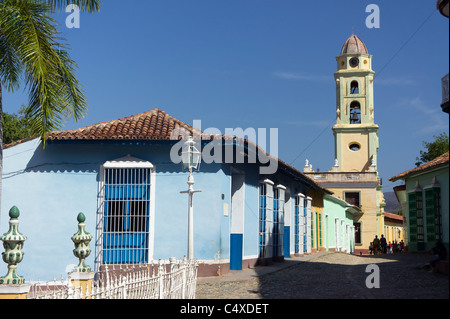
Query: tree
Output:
[[1, 0, 101, 143], [2, 105, 33, 144], [415, 132, 449, 167], [0, 0, 101, 215]]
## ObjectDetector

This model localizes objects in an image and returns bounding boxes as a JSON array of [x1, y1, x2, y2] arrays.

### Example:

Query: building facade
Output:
[[390, 152, 449, 252], [383, 212, 404, 246], [304, 35, 385, 254], [322, 194, 360, 254], [1, 108, 336, 281]]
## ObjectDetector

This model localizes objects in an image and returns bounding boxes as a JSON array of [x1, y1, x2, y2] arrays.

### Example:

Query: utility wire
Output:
[[375, 9, 437, 80]]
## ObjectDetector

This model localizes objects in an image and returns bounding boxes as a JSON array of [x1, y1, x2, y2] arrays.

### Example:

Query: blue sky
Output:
[[2, 0, 449, 193]]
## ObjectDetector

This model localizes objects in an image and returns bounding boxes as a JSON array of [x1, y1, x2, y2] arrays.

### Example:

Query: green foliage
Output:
[[46, 0, 101, 13], [415, 132, 449, 167], [2, 106, 34, 144], [0, 0, 101, 145]]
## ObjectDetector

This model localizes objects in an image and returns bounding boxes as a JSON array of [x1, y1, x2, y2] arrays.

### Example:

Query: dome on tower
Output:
[[340, 34, 368, 55]]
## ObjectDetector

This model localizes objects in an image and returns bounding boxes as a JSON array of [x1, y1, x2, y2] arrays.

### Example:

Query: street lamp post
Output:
[[180, 136, 202, 260]]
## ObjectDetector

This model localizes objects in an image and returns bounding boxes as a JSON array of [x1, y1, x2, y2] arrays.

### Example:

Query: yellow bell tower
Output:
[[304, 34, 385, 255], [333, 34, 379, 172]]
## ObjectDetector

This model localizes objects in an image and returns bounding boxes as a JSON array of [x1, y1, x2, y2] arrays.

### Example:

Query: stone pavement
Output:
[[196, 251, 449, 299]]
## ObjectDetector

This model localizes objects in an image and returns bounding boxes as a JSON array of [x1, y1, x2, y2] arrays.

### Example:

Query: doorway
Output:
[[230, 172, 245, 270]]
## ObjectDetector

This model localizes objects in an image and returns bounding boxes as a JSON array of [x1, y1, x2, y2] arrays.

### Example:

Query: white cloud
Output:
[[397, 97, 448, 135], [273, 72, 330, 82]]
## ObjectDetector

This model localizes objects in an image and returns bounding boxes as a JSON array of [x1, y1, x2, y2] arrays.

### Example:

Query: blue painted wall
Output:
[[1, 138, 325, 281], [1, 139, 232, 280]]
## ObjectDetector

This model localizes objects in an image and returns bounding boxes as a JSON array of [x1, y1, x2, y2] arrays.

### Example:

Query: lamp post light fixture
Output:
[[180, 136, 202, 260]]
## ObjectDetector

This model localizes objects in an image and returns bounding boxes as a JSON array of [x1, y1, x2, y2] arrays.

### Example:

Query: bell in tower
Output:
[[350, 102, 361, 124]]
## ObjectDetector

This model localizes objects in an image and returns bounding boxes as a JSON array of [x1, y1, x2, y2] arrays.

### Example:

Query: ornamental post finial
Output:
[[71, 213, 92, 272], [0, 206, 27, 284]]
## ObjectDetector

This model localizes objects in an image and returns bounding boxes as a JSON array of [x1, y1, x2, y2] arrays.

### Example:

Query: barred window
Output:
[[294, 194, 306, 254], [102, 167, 152, 264], [259, 180, 273, 258], [273, 186, 285, 258], [425, 186, 442, 242], [97, 156, 154, 267]]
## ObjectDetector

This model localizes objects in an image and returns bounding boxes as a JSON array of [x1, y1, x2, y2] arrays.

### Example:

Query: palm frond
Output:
[[0, 0, 89, 145], [0, 34, 22, 92], [45, 0, 101, 13]]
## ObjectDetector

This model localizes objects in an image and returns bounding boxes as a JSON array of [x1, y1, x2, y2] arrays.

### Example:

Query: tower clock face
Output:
[[349, 57, 359, 67]]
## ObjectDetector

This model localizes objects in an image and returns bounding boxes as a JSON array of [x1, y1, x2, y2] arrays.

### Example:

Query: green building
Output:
[[390, 152, 449, 251], [322, 194, 361, 253]]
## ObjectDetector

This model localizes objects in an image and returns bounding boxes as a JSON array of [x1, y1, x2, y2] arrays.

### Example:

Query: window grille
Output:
[[425, 187, 442, 242], [294, 194, 306, 254], [273, 187, 285, 258], [294, 195, 300, 254], [304, 198, 309, 253], [102, 167, 152, 264], [259, 181, 273, 258], [408, 190, 424, 248]]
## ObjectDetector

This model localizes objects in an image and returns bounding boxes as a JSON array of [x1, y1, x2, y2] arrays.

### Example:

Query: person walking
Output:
[[373, 235, 380, 255], [380, 235, 387, 254], [430, 241, 447, 271]]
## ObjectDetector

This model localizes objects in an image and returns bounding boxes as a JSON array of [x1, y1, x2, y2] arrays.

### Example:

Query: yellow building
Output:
[[309, 188, 325, 253], [304, 34, 385, 254], [383, 212, 404, 246]]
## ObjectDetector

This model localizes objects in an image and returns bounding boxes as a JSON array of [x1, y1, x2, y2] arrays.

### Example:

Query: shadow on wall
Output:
[[22, 142, 265, 177]]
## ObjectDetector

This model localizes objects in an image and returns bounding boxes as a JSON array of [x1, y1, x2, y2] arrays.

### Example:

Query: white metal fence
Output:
[[27, 258, 198, 299]]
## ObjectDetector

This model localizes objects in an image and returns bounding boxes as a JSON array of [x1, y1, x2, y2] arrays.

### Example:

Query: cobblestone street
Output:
[[196, 252, 449, 299]]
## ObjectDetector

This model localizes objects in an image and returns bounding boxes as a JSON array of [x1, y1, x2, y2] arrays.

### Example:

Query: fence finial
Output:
[[0, 206, 27, 284], [71, 213, 92, 272]]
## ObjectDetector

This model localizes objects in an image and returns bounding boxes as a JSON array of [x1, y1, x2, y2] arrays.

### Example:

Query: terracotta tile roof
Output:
[[3, 108, 332, 195], [47, 108, 197, 141], [384, 212, 403, 222], [341, 34, 368, 55], [389, 152, 449, 182]]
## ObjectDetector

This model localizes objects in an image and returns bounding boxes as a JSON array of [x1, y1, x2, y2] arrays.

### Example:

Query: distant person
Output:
[[393, 240, 398, 253], [399, 240, 404, 253], [380, 235, 387, 254], [369, 242, 373, 255], [387, 241, 391, 254], [373, 235, 380, 255], [430, 241, 447, 270]]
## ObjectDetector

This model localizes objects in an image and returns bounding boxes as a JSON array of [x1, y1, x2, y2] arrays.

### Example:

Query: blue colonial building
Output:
[[1, 108, 333, 280]]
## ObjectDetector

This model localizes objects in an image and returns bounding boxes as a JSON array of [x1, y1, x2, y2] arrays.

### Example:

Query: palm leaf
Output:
[[0, 0, 89, 144], [45, 0, 101, 13]]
